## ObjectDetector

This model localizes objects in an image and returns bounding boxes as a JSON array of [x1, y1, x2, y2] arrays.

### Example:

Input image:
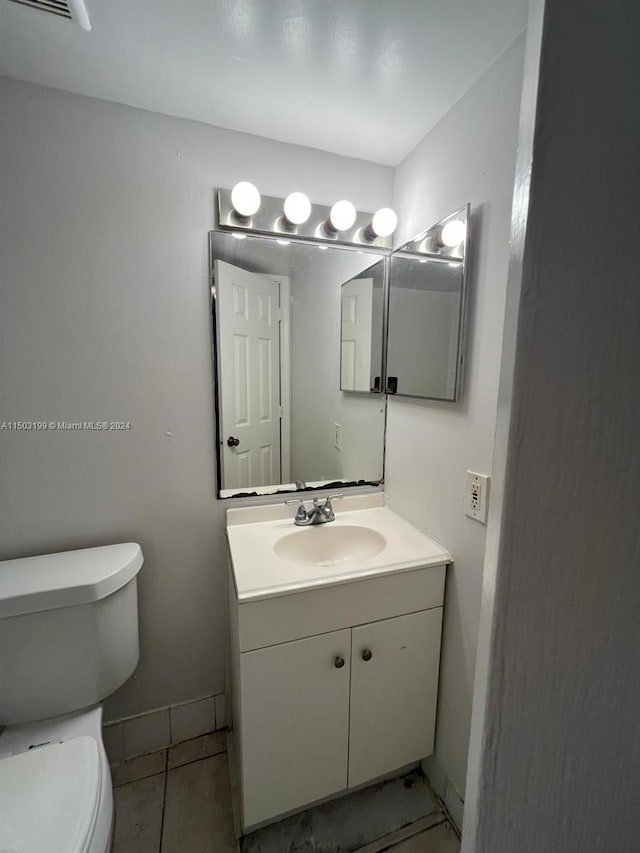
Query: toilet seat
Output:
[[0, 736, 101, 853]]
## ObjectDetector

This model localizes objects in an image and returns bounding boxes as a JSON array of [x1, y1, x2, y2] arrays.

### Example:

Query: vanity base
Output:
[[225, 496, 450, 832]]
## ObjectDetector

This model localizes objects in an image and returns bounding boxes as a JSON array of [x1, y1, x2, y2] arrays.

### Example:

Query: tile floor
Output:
[[111, 732, 460, 853]]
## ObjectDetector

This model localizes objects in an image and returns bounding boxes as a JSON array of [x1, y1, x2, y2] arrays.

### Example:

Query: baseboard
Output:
[[421, 755, 464, 834], [103, 692, 225, 763]]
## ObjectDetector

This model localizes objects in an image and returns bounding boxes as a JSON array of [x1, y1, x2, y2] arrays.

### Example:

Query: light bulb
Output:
[[329, 200, 357, 231], [283, 192, 311, 225], [440, 219, 466, 248], [371, 208, 398, 237], [231, 181, 261, 217]]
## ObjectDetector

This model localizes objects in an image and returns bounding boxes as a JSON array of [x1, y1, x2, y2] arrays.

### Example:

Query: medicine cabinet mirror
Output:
[[210, 231, 387, 497], [386, 205, 470, 401]]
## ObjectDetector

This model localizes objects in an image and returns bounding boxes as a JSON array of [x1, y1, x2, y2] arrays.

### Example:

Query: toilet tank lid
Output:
[[0, 543, 143, 618]]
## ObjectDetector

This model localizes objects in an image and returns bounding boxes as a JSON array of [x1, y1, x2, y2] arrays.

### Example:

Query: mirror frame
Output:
[[208, 228, 391, 499], [387, 204, 470, 402]]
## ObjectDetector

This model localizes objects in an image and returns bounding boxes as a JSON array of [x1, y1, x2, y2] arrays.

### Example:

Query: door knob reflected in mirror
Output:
[[227, 436, 240, 447], [362, 649, 373, 662]]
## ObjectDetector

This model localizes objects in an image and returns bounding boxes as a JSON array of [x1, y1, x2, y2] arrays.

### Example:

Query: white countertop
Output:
[[226, 493, 451, 602]]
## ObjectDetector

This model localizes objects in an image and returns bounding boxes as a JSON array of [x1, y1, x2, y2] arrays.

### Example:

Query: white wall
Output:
[[464, 1, 640, 850], [0, 77, 392, 721], [385, 36, 525, 798], [291, 250, 386, 484]]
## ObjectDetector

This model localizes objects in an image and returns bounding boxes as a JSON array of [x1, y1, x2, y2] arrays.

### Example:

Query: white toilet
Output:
[[0, 542, 143, 853]]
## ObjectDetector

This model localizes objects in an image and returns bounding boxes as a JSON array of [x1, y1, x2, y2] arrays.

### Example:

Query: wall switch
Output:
[[334, 423, 342, 451], [464, 470, 489, 524]]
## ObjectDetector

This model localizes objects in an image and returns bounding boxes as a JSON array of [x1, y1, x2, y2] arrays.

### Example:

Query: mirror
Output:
[[210, 231, 387, 497], [340, 260, 386, 393], [386, 205, 469, 401]]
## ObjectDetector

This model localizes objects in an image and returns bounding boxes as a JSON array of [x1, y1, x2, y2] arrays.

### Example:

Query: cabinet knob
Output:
[[362, 649, 373, 662], [334, 656, 345, 669]]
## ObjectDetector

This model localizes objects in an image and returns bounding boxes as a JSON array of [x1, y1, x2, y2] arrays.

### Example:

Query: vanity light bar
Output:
[[217, 186, 396, 250]]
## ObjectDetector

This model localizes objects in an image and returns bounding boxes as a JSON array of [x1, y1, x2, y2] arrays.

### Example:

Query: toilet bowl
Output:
[[0, 543, 143, 853]]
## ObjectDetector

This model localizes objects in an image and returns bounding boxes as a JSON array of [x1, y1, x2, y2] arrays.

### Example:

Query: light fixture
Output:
[[231, 181, 261, 218], [370, 208, 398, 238], [283, 192, 311, 226], [440, 219, 466, 248], [328, 200, 357, 232], [219, 187, 396, 247]]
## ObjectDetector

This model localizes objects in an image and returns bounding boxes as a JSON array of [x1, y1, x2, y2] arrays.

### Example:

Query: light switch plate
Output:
[[464, 470, 489, 523], [334, 423, 342, 450]]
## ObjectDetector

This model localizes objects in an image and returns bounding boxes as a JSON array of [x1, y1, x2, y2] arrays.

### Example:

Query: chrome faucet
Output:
[[285, 494, 343, 526]]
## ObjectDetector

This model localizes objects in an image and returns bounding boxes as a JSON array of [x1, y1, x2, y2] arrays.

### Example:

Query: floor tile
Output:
[[161, 753, 239, 853], [167, 730, 227, 770], [387, 822, 460, 853], [112, 750, 167, 787], [242, 769, 440, 853], [112, 773, 165, 853]]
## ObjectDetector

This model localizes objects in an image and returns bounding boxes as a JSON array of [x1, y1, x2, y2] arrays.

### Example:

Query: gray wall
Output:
[[464, 1, 640, 850], [0, 78, 392, 721], [387, 36, 525, 799]]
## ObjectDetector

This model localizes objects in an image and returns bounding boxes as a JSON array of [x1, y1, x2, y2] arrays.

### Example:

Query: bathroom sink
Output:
[[274, 525, 386, 567], [226, 494, 452, 601]]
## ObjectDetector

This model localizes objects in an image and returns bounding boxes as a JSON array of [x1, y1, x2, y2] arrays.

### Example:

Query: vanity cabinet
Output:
[[348, 608, 443, 788], [240, 628, 352, 827], [227, 560, 446, 831]]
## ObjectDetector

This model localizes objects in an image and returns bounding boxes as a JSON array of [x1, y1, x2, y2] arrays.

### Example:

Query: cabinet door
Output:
[[240, 628, 351, 828], [348, 608, 443, 789]]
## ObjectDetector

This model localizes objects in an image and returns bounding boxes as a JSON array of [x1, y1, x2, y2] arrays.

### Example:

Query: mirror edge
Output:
[[208, 228, 390, 500]]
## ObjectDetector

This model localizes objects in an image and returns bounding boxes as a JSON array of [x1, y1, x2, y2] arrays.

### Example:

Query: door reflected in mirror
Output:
[[386, 205, 469, 401], [211, 232, 387, 497]]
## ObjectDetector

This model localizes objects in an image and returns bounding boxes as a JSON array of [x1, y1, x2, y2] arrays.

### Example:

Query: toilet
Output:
[[0, 542, 143, 853]]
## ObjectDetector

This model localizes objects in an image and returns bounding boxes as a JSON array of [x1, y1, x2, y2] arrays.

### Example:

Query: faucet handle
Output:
[[323, 494, 344, 513], [285, 498, 308, 522]]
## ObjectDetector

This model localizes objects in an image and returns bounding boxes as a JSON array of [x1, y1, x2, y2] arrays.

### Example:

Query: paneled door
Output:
[[348, 608, 443, 788], [215, 260, 281, 489], [341, 277, 373, 391], [240, 629, 351, 828]]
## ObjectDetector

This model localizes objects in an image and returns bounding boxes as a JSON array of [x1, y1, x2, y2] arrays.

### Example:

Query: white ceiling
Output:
[[0, 0, 528, 165]]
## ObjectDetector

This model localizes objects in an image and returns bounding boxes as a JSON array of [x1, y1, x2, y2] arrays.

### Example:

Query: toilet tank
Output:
[[0, 543, 143, 726]]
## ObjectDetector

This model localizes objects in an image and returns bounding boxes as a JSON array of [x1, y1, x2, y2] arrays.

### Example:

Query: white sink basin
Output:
[[226, 494, 452, 601], [274, 525, 386, 567]]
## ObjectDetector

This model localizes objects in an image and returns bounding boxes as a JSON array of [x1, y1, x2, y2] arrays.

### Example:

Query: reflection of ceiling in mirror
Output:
[[212, 232, 385, 278], [391, 258, 462, 293]]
